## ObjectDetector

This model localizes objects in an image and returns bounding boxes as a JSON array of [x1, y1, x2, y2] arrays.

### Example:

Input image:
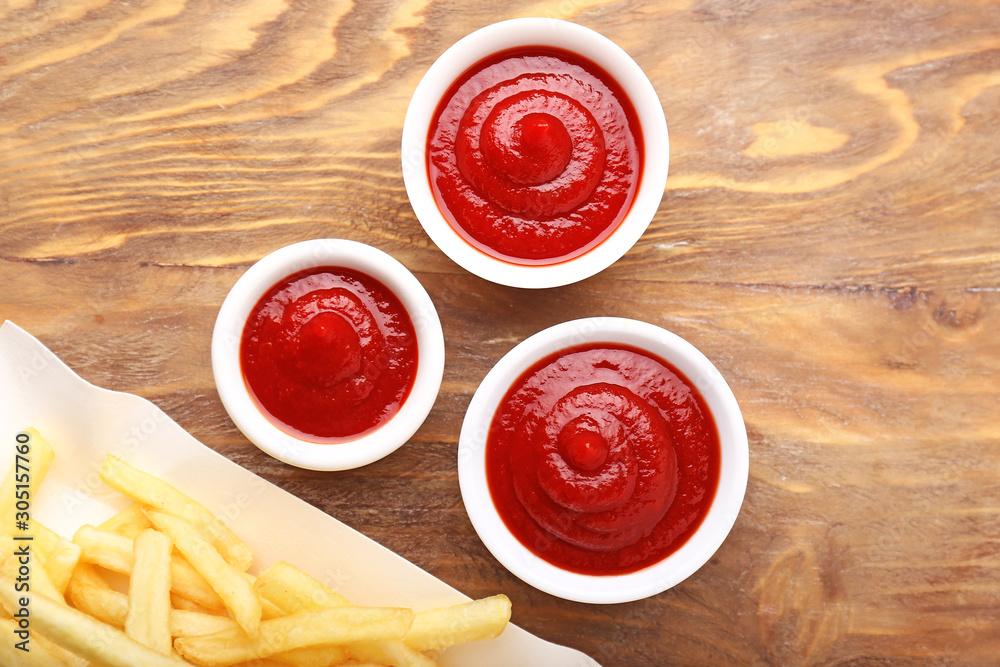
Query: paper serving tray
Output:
[[0, 321, 600, 667]]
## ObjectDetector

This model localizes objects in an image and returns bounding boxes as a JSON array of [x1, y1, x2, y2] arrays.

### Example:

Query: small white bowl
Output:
[[458, 317, 748, 604], [212, 239, 445, 471], [401, 18, 669, 289]]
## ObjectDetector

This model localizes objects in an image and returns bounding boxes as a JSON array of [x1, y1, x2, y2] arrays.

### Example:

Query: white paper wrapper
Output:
[[0, 320, 600, 667]]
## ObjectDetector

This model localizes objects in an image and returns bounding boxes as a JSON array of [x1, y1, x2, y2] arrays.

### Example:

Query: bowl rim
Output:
[[401, 17, 669, 289], [457, 317, 748, 603], [211, 238, 445, 471]]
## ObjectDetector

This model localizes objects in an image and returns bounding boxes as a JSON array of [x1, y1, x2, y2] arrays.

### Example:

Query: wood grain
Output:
[[2, 0, 1000, 665]]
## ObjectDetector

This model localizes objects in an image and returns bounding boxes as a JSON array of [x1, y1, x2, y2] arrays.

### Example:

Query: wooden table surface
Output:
[[3, 1, 1000, 664]]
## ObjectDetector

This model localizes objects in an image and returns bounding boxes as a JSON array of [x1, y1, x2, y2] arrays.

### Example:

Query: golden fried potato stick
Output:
[[169, 580, 281, 620], [40, 535, 82, 596], [73, 525, 226, 609], [254, 562, 510, 659], [349, 639, 437, 667], [99, 455, 253, 570], [67, 560, 111, 589], [203, 561, 361, 666], [0, 616, 65, 666], [0, 428, 54, 539], [173, 606, 415, 666], [126, 529, 173, 655], [2, 550, 61, 605], [253, 560, 510, 665], [171, 593, 211, 612], [253, 562, 416, 667], [0, 537, 16, 581], [253, 560, 350, 614], [98, 503, 154, 539], [404, 594, 512, 652], [1, 520, 80, 596], [0, 574, 187, 667], [67, 579, 127, 627], [170, 608, 242, 638], [69, 577, 244, 637], [1, 554, 89, 667], [266, 644, 350, 667], [144, 509, 262, 637]]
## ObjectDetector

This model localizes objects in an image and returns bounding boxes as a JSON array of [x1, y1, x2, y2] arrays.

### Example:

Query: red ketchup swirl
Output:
[[428, 47, 643, 264], [486, 344, 720, 575], [240, 267, 417, 442]]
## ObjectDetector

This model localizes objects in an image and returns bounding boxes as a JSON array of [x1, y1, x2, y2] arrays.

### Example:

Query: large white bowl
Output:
[[402, 18, 669, 289], [212, 239, 445, 471], [458, 317, 748, 603]]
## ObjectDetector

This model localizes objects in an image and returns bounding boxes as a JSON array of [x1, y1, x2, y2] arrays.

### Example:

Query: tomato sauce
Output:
[[240, 267, 417, 442], [485, 343, 720, 575], [427, 47, 644, 264]]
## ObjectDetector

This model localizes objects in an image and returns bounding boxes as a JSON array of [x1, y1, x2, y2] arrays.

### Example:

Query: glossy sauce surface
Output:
[[428, 47, 644, 264], [240, 267, 417, 441], [485, 343, 720, 575]]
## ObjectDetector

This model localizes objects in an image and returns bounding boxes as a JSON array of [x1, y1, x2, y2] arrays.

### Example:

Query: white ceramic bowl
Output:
[[458, 317, 748, 603], [401, 18, 669, 289], [212, 239, 445, 471]]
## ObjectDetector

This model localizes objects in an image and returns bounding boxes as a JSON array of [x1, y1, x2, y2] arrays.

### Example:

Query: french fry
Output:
[[144, 508, 262, 637], [0, 619, 90, 667], [67, 579, 128, 627], [171, 592, 225, 614], [1, 554, 92, 667], [349, 639, 438, 667], [68, 577, 244, 638], [2, 550, 62, 605], [65, 562, 125, 627], [99, 454, 253, 570], [170, 608, 241, 638], [0, 536, 15, 570], [252, 560, 442, 666], [67, 560, 112, 589], [174, 586, 290, 623], [73, 524, 226, 609], [173, 606, 415, 666], [404, 594, 512, 652], [0, 616, 66, 666], [38, 532, 82, 595], [0, 520, 82, 596], [0, 427, 54, 537], [126, 528, 173, 655], [185, 561, 349, 665], [23, 520, 63, 554], [99, 503, 154, 539], [259, 590, 289, 620], [253, 560, 350, 614], [0, 574, 188, 667], [267, 644, 349, 667], [0, 612, 90, 667]]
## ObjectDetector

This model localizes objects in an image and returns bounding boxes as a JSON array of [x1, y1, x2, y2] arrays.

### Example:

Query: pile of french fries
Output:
[[0, 428, 511, 666]]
